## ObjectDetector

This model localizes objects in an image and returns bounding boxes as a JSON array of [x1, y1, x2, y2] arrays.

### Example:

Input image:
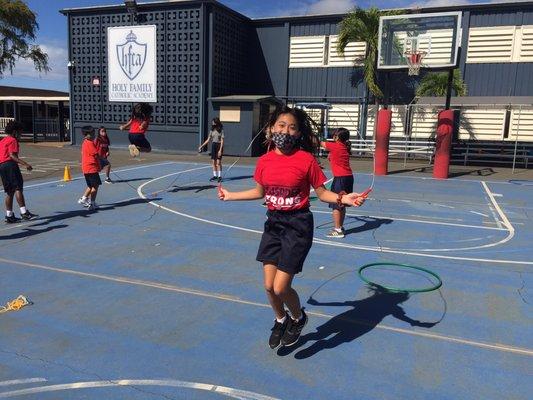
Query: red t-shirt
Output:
[[254, 149, 327, 211], [81, 138, 100, 174], [94, 134, 110, 158], [129, 117, 149, 134], [0, 136, 19, 164], [324, 141, 352, 177]]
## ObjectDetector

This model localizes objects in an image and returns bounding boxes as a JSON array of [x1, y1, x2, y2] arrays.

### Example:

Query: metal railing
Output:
[[351, 138, 435, 166], [0, 117, 15, 133]]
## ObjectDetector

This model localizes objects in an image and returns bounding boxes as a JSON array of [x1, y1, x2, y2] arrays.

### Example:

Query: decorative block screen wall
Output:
[[69, 7, 202, 127], [211, 10, 250, 96]]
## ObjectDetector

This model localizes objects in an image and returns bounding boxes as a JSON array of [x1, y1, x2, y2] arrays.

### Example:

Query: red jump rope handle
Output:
[[218, 183, 225, 199], [360, 187, 372, 198]]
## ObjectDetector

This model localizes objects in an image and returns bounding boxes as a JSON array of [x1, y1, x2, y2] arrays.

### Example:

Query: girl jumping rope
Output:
[[119, 103, 153, 157], [320, 127, 353, 238], [218, 106, 366, 349], [198, 117, 224, 182]]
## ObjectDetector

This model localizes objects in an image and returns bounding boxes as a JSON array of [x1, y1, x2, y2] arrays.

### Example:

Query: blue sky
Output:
[[0, 0, 520, 91]]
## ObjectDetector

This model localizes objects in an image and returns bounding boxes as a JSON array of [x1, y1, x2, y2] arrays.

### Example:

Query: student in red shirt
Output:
[[320, 127, 354, 238], [95, 126, 112, 183], [77, 126, 101, 211], [219, 106, 366, 349], [0, 121, 36, 223], [119, 103, 153, 157]]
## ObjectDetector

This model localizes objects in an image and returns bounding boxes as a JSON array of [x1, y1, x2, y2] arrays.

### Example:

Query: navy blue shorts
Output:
[[99, 157, 110, 168], [329, 175, 354, 210], [256, 208, 313, 275], [211, 142, 222, 160], [84, 172, 101, 188], [0, 161, 23, 194], [129, 134, 151, 150]]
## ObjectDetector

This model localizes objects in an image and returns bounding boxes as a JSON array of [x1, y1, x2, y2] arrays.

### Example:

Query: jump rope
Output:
[[109, 107, 441, 293]]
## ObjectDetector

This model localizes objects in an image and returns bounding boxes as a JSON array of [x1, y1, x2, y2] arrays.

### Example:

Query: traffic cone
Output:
[[63, 165, 72, 182]]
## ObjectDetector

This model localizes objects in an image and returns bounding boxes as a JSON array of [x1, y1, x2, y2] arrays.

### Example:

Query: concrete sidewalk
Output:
[[18, 141, 533, 183]]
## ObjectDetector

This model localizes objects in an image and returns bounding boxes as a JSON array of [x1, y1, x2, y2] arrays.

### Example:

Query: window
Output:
[[219, 105, 240, 122], [327, 35, 366, 67], [289, 35, 366, 68], [467, 26, 516, 63], [289, 36, 326, 67]]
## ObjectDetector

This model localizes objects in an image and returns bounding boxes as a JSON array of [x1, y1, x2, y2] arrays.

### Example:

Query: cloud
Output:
[[409, 0, 472, 7], [5, 39, 68, 82], [305, 0, 358, 15]]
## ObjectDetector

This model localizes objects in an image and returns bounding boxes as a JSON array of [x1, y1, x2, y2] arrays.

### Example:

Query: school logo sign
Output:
[[108, 25, 157, 102], [116, 30, 147, 80]]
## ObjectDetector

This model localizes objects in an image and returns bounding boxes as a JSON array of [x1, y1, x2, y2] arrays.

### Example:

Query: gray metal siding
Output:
[[326, 67, 365, 99], [288, 68, 328, 98], [522, 9, 533, 24], [463, 64, 518, 96], [469, 8, 526, 27], [252, 24, 289, 97], [514, 63, 533, 96], [290, 21, 339, 36]]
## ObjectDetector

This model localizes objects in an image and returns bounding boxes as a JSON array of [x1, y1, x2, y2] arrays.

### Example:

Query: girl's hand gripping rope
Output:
[[218, 184, 228, 201], [342, 191, 367, 207]]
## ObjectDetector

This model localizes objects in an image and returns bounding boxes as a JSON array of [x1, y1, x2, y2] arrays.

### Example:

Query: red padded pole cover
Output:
[[433, 109, 454, 179], [375, 109, 392, 176]]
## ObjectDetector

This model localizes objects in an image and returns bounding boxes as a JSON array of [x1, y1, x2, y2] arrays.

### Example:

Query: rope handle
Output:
[[0, 295, 32, 314]]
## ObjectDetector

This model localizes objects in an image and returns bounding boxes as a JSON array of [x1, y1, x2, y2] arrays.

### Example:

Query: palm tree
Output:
[[337, 7, 402, 100], [0, 0, 49, 78], [416, 69, 467, 97]]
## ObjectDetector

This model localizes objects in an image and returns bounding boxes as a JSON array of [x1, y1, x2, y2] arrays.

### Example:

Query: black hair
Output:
[[265, 105, 320, 153], [131, 103, 153, 120], [332, 127, 352, 155], [211, 117, 223, 133], [81, 125, 94, 136], [4, 121, 23, 136]]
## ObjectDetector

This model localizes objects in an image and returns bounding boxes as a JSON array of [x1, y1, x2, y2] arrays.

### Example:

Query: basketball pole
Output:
[[434, 69, 455, 179]]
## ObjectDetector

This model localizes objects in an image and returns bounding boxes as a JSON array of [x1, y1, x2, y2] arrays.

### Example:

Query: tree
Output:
[[415, 69, 467, 97], [337, 7, 402, 100], [0, 0, 49, 78]]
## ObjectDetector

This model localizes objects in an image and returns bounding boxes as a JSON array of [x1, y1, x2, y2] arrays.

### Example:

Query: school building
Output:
[[0, 86, 70, 142], [60, 0, 533, 167]]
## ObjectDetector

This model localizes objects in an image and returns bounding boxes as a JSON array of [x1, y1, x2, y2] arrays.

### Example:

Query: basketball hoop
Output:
[[405, 51, 426, 76]]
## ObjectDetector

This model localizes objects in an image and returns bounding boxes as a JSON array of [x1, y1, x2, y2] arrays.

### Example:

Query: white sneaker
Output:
[[326, 229, 345, 238], [87, 203, 96, 211], [128, 144, 136, 157], [132, 146, 140, 157], [78, 198, 90, 207]]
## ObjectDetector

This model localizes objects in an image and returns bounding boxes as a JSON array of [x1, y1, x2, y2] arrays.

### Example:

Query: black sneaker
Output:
[[269, 314, 289, 349], [209, 176, 217, 182], [280, 309, 308, 347], [5, 215, 21, 224], [21, 211, 37, 221], [217, 177, 222, 183]]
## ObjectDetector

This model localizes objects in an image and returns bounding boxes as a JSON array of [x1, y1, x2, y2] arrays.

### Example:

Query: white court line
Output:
[[138, 171, 532, 264], [310, 209, 507, 232], [0, 256, 531, 357], [4, 161, 178, 192], [0, 379, 46, 387], [0, 379, 280, 399], [470, 211, 489, 218]]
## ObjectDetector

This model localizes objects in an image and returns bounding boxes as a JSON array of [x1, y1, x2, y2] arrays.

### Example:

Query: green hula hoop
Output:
[[358, 262, 442, 293]]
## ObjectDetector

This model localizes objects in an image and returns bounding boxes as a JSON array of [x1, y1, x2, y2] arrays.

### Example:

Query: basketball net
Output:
[[405, 51, 426, 76]]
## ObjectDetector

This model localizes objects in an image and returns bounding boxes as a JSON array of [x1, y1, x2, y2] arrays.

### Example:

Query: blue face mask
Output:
[[271, 132, 300, 152]]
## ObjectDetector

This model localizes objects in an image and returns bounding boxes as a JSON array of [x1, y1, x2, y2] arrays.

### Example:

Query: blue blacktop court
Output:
[[0, 159, 531, 399]]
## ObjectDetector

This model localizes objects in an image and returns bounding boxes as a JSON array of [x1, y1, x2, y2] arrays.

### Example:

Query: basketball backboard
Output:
[[378, 12, 462, 71]]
